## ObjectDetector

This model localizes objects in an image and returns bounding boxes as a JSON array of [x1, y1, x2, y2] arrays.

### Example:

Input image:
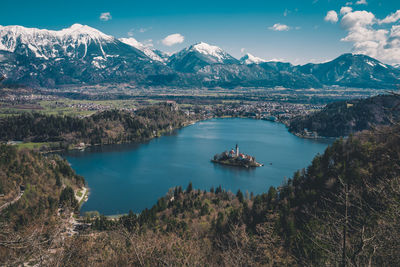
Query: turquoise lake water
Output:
[[65, 118, 332, 215]]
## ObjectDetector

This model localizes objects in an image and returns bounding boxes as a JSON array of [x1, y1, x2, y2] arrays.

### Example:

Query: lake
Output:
[[65, 118, 332, 215]]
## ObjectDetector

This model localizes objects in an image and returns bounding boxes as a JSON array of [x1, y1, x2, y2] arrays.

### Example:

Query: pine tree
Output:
[[236, 189, 244, 203], [186, 181, 193, 194]]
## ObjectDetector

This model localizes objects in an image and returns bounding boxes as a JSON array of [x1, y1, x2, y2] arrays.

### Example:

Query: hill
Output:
[[0, 145, 85, 265], [288, 94, 400, 137], [0, 103, 193, 150]]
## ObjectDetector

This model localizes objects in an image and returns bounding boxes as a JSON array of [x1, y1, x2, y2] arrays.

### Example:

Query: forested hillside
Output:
[[289, 94, 400, 137], [0, 145, 85, 265], [0, 103, 193, 149]]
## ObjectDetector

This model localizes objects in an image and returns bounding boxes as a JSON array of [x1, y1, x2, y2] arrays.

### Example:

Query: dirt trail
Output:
[[0, 190, 24, 213]]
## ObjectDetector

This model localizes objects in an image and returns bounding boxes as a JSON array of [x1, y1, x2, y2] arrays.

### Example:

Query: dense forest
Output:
[[0, 145, 85, 265], [2, 122, 399, 265], [0, 103, 193, 149], [289, 94, 400, 137]]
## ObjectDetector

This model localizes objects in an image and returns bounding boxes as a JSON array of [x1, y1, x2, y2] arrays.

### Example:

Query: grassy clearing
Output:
[[16, 142, 52, 150], [0, 99, 139, 117]]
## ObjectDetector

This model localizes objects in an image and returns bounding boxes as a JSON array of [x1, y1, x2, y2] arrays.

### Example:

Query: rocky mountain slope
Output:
[[167, 42, 240, 73], [0, 24, 174, 87], [295, 53, 400, 89], [119, 37, 168, 63]]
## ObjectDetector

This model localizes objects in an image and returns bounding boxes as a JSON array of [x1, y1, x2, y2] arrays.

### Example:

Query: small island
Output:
[[212, 144, 263, 168]]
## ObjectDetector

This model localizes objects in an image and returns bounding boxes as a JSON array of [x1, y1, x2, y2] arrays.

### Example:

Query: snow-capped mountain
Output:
[[0, 24, 399, 89], [0, 24, 175, 87], [189, 42, 236, 63], [295, 54, 400, 89], [0, 24, 129, 60], [119, 37, 168, 63], [167, 42, 239, 73], [240, 53, 267, 64]]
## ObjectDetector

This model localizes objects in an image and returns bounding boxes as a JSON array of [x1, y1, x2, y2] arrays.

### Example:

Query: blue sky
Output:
[[1, 0, 399, 64]]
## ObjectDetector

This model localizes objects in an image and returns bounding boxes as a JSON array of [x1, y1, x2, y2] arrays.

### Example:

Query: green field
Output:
[[15, 142, 53, 150], [0, 99, 140, 117]]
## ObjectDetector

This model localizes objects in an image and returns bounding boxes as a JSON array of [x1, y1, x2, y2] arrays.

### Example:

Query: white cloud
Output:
[[391, 25, 400, 38], [338, 9, 400, 64], [99, 12, 112, 21], [161, 33, 184, 46], [379, 10, 400, 24], [240, 48, 246, 53], [269, 23, 290, 31], [340, 6, 353, 15], [325, 11, 338, 23], [341, 10, 375, 29], [355, 0, 367, 5]]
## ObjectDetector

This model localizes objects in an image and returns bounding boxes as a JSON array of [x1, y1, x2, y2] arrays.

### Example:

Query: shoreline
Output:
[[10, 116, 335, 155], [211, 159, 263, 168]]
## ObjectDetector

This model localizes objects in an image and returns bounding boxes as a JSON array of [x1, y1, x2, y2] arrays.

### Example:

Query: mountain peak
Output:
[[0, 23, 115, 59], [60, 24, 114, 40], [0, 24, 113, 40], [189, 42, 228, 62], [167, 42, 239, 72], [69, 23, 84, 29], [240, 53, 267, 64], [333, 53, 390, 69]]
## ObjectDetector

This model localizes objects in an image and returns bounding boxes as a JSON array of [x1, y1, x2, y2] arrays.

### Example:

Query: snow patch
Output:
[[119, 37, 166, 62], [378, 63, 388, 68], [191, 42, 229, 63], [0, 24, 115, 59], [240, 53, 267, 64]]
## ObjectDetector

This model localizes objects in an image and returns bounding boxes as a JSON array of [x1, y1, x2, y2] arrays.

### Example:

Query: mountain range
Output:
[[0, 24, 399, 89]]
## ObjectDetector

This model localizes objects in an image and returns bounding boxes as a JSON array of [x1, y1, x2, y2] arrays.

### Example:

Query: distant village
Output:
[[0, 90, 324, 121], [183, 102, 325, 124]]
